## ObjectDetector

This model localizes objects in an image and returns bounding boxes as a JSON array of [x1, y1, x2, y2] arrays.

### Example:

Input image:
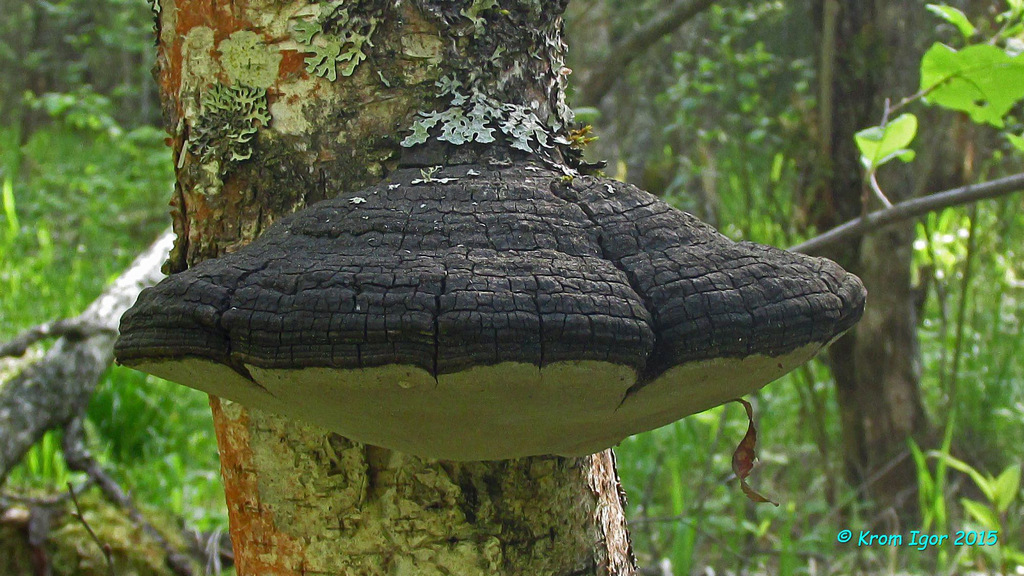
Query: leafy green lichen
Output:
[[461, 0, 499, 35], [401, 76, 553, 153], [291, 2, 380, 81], [398, 2, 578, 165], [188, 83, 271, 165]]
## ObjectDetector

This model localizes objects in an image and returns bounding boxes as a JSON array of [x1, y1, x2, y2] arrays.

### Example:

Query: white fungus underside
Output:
[[135, 343, 819, 460]]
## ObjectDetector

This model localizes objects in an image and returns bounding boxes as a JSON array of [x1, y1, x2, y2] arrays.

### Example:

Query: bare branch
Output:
[[577, 0, 718, 105], [790, 172, 1024, 254], [0, 319, 113, 359]]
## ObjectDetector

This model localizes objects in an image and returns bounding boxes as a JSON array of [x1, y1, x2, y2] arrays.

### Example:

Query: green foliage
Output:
[[2, 177, 17, 235], [920, 43, 1024, 128], [855, 113, 918, 171], [925, 4, 977, 39], [857, 1, 1024, 176], [927, 450, 1024, 570], [597, 1, 1024, 574], [653, 3, 813, 242], [0, 0, 159, 127], [26, 88, 124, 135], [1, 92, 173, 329], [88, 371, 227, 532]]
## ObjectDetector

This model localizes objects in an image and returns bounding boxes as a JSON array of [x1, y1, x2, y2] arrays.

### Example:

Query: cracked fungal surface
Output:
[[116, 163, 865, 459]]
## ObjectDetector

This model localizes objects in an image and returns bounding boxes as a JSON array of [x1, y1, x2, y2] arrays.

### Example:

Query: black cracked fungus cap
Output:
[[115, 164, 866, 460]]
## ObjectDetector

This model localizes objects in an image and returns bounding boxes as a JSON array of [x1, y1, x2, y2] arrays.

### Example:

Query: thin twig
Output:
[[62, 419, 195, 576], [789, 172, 1024, 254], [67, 481, 116, 576], [868, 171, 895, 209], [886, 83, 944, 118]]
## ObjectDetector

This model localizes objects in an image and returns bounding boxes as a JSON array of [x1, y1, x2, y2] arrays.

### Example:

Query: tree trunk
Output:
[[152, 1, 634, 573], [812, 0, 965, 517]]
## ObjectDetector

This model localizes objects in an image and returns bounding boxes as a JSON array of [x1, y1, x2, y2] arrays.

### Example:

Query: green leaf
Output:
[[931, 451, 996, 502], [1005, 0, 1024, 21], [2, 177, 18, 235], [1007, 133, 1024, 153], [910, 440, 939, 531], [855, 113, 918, 171], [961, 498, 999, 530], [993, 465, 1021, 514], [926, 4, 977, 39], [920, 43, 1024, 127]]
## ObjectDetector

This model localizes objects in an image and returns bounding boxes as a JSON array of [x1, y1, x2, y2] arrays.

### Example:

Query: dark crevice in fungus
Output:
[[531, 272, 546, 367], [572, 195, 659, 377], [432, 263, 448, 378], [116, 158, 865, 460]]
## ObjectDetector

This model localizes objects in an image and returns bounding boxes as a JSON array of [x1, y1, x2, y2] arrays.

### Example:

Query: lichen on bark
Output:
[[289, 0, 384, 81], [159, 1, 448, 269], [403, 0, 579, 165]]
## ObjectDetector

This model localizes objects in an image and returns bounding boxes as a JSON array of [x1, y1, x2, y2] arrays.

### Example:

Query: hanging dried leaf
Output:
[[731, 399, 779, 506]]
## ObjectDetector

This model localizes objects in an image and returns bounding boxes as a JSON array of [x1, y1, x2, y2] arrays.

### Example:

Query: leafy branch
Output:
[[853, 2, 1024, 206]]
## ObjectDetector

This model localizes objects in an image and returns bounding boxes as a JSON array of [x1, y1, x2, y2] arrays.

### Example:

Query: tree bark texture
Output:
[[812, 0, 967, 515], [153, 0, 634, 573]]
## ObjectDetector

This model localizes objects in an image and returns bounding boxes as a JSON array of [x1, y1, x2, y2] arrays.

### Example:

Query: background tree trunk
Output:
[[153, 1, 634, 573], [811, 0, 968, 519]]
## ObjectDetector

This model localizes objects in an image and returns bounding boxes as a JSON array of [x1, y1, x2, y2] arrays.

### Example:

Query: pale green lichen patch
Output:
[[401, 77, 552, 152], [290, 1, 381, 81], [398, 1, 579, 165], [269, 78, 319, 135], [218, 30, 283, 88], [188, 83, 271, 166], [400, 33, 444, 62], [461, 0, 498, 35], [180, 26, 218, 97]]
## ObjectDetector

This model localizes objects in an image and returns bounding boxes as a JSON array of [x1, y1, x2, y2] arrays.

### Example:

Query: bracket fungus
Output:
[[116, 163, 865, 461]]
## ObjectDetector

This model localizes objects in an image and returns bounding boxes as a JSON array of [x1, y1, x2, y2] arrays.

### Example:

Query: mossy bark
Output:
[[1, 493, 201, 576], [153, 0, 634, 573]]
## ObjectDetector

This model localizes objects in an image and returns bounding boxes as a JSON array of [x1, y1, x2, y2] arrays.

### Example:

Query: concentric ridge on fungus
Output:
[[115, 163, 866, 460]]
